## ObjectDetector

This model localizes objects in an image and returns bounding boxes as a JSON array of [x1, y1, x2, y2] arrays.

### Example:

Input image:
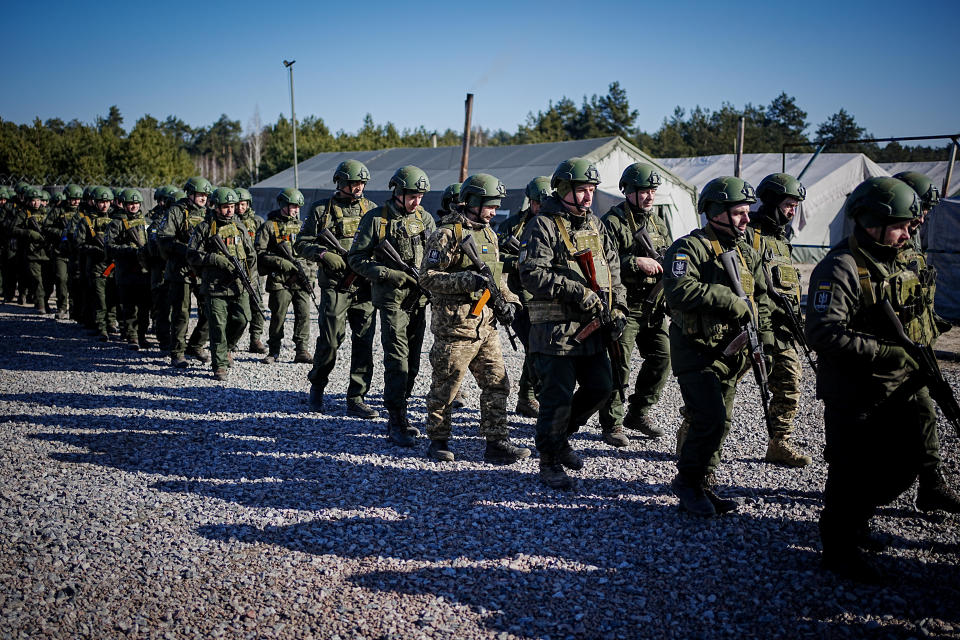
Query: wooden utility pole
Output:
[[459, 93, 474, 182]]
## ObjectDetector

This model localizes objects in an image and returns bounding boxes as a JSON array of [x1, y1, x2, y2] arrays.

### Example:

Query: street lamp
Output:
[[283, 59, 299, 189]]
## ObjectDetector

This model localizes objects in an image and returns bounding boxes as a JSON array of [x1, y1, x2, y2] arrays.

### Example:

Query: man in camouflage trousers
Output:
[[297, 160, 379, 418], [598, 163, 673, 446], [420, 173, 530, 464]]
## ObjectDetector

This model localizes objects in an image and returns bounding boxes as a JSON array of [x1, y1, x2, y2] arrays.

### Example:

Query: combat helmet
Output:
[[893, 171, 940, 210], [441, 183, 462, 211], [619, 163, 662, 193], [388, 166, 430, 195], [460, 174, 506, 209], [846, 177, 920, 228], [525, 176, 551, 204], [698, 177, 757, 218]]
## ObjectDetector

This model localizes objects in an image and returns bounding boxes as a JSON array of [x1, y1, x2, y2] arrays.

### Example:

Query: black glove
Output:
[[610, 308, 627, 340], [493, 298, 516, 326], [502, 235, 521, 254], [875, 344, 918, 370]]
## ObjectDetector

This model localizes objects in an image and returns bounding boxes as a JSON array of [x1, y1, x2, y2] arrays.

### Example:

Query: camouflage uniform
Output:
[[420, 212, 518, 443], [104, 210, 151, 346]]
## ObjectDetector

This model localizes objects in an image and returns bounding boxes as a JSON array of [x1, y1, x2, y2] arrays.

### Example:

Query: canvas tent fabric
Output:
[[250, 137, 699, 238], [924, 197, 960, 321], [879, 161, 960, 198], [660, 153, 889, 262]]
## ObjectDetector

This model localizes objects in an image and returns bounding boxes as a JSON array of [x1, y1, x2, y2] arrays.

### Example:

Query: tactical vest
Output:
[[271, 216, 301, 247], [238, 211, 259, 241], [441, 221, 503, 301], [209, 220, 246, 261], [373, 203, 429, 265], [325, 198, 375, 250], [752, 230, 800, 305], [849, 234, 938, 345], [620, 204, 669, 295], [122, 216, 147, 246]]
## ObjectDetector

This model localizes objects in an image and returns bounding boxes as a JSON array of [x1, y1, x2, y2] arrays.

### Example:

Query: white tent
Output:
[[879, 161, 960, 198], [659, 153, 889, 262]]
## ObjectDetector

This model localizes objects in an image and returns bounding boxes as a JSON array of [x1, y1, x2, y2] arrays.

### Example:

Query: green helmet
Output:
[[234, 187, 252, 203], [82, 186, 95, 200], [460, 174, 506, 208], [388, 165, 430, 194], [39, 190, 51, 202], [92, 186, 114, 202], [525, 176, 552, 203], [64, 184, 84, 199], [550, 157, 601, 191], [756, 173, 806, 205], [119, 188, 143, 204], [210, 187, 239, 206], [441, 183, 462, 210], [893, 171, 940, 209], [183, 176, 214, 195], [698, 177, 757, 218], [153, 186, 169, 201], [276, 187, 305, 207], [14, 181, 30, 197], [172, 189, 187, 202], [22, 186, 43, 200], [619, 163, 663, 193], [333, 159, 371, 184], [0, 186, 10, 199], [846, 177, 920, 228]]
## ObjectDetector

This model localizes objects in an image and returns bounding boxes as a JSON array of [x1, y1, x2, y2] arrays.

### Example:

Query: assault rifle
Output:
[[209, 234, 265, 321], [719, 249, 771, 422], [376, 238, 431, 310], [881, 299, 960, 436], [460, 234, 518, 351], [277, 240, 320, 313], [761, 267, 817, 372], [571, 248, 627, 401], [633, 226, 667, 321], [318, 227, 360, 293], [84, 222, 115, 277]]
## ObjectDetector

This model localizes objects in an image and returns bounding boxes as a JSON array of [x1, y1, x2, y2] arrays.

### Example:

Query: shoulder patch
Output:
[[518, 249, 527, 263], [812, 280, 833, 313], [427, 248, 441, 264], [671, 253, 689, 277]]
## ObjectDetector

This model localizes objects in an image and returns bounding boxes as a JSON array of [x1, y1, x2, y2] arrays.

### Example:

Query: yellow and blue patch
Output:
[[813, 280, 833, 313], [671, 253, 689, 277]]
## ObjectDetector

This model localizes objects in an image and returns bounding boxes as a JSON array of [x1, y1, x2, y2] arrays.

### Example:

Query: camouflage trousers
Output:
[[426, 321, 510, 441], [766, 345, 801, 438]]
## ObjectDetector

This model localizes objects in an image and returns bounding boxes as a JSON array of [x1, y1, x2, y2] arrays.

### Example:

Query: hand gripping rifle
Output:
[[459, 234, 518, 351], [210, 234, 265, 321], [571, 248, 627, 402], [633, 226, 667, 321], [719, 249, 771, 422], [277, 240, 321, 313], [318, 227, 360, 294], [881, 299, 960, 436], [761, 266, 818, 372], [376, 238, 431, 310]]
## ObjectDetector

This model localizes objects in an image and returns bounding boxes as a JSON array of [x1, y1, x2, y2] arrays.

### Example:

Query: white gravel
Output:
[[1, 302, 958, 640]]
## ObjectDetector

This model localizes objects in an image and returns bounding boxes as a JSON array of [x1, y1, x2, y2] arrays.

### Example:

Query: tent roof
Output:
[[879, 161, 959, 197]]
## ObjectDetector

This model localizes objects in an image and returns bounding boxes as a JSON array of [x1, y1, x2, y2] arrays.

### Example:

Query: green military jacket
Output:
[[497, 207, 536, 303], [76, 208, 121, 278], [347, 198, 437, 308], [421, 211, 518, 340], [601, 201, 672, 318], [237, 208, 265, 274], [745, 210, 803, 351], [104, 212, 149, 279], [11, 206, 51, 261], [517, 195, 626, 356], [158, 198, 208, 283], [41, 205, 78, 259], [297, 195, 376, 292], [806, 226, 938, 405], [255, 209, 314, 292], [662, 223, 773, 374], [186, 215, 254, 298]]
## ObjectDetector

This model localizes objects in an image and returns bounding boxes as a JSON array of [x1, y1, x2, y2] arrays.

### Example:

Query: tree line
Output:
[[1, 84, 952, 189]]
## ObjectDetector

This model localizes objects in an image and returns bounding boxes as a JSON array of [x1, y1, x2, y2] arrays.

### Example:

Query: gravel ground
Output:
[[1, 301, 958, 640]]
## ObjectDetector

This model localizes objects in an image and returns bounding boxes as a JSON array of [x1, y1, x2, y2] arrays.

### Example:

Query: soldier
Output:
[[76, 186, 121, 340], [2, 183, 30, 304], [436, 183, 469, 411], [744, 173, 813, 467], [104, 188, 152, 349], [805, 177, 952, 582], [45, 184, 83, 320], [891, 171, 960, 512], [159, 177, 212, 368], [10, 186, 55, 314], [662, 177, 773, 516], [296, 160, 379, 417], [255, 188, 314, 364], [498, 176, 550, 419], [420, 173, 530, 464], [187, 187, 255, 381], [598, 163, 672, 447], [235, 187, 267, 354], [348, 165, 436, 446], [145, 186, 175, 350], [518, 158, 627, 490]]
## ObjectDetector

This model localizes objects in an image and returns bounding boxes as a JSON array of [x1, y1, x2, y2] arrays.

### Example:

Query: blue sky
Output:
[[2, 0, 957, 146]]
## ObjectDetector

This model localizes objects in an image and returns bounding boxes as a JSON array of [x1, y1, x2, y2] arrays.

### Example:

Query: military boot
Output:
[[601, 424, 630, 448], [260, 353, 279, 364], [387, 409, 415, 447], [427, 439, 455, 462], [347, 398, 379, 419], [308, 385, 324, 411], [916, 468, 960, 513], [185, 344, 210, 363], [539, 452, 575, 490], [556, 444, 583, 471], [213, 369, 229, 382], [56, 309, 68, 321], [399, 411, 420, 438], [702, 480, 739, 515], [624, 410, 664, 438], [675, 411, 690, 456], [515, 396, 540, 418], [170, 355, 188, 369], [294, 348, 313, 364], [451, 388, 468, 409], [484, 438, 531, 464], [765, 437, 812, 467], [249, 338, 268, 354], [671, 474, 716, 517], [821, 547, 883, 584]]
